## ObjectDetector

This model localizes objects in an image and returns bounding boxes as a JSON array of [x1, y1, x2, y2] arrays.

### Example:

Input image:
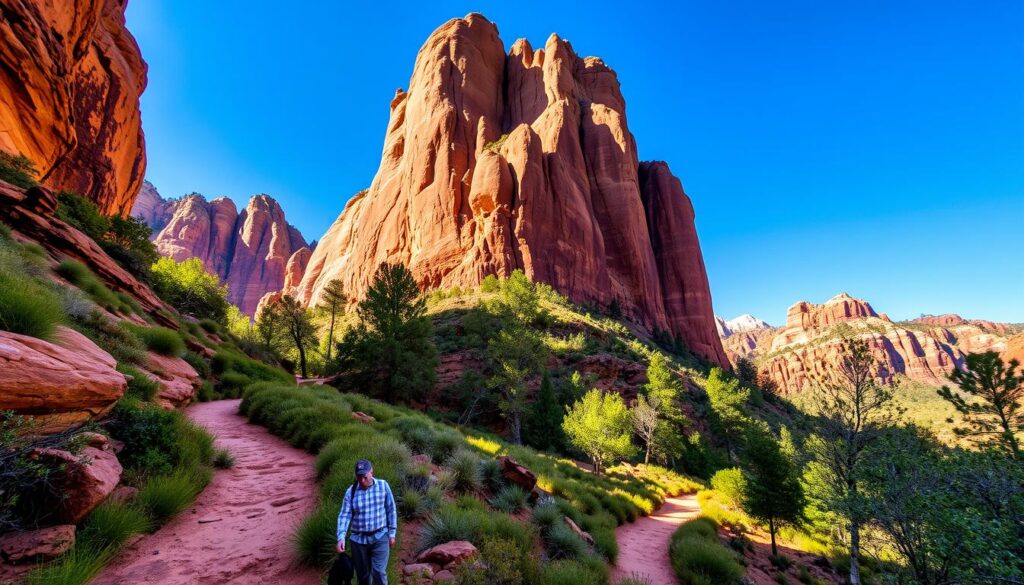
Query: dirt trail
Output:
[[93, 399, 322, 585], [612, 493, 701, 585]]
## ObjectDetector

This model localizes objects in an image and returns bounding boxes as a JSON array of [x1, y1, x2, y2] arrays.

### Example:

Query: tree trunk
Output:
[[644, 443, 651, 464], [296, 333, 308, 378], [849, 520, 862, 585], [326, 309, 336, 362], [769, 517, 777, 557], [510, 413, 522, 445]]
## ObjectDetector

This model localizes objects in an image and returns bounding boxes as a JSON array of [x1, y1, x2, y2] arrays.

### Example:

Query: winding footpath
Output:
[[612, 494, 701, 585], [93, 399, 321, 585]]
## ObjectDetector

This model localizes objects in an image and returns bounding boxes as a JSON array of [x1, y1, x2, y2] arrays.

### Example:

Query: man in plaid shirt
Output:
[[336, 459, 398, 585]]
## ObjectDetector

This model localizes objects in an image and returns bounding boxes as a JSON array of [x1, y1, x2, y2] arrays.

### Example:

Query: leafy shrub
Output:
[[117, 364, 159, 401], [710, 468, 746, 507], [0, 151, 39, 188], [137, 468, 211, 523], [454, 536, 534, 585], [55, 192, 109, 241], [213, 449, 235, 469], [79, 501, 151, 549], [150, 257, 230, 322], [0, 264, 64, 339], [447, 449, 482, 493], [100, 215, 158, 280], [491, 485, 529, 513], [670, 517, 744, 585], [109, 399, 214, 477], [123, 324, 184, 356], [182, 350, 212, 379]]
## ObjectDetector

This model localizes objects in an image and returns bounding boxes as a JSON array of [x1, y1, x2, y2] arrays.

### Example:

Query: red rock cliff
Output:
[[149, 193, 308, 316], [0, 0, 147, 214], [296, 14, 727, 367]]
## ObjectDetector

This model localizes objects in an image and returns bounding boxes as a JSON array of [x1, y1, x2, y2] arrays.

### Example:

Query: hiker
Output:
[[336, 459, 398, 585]]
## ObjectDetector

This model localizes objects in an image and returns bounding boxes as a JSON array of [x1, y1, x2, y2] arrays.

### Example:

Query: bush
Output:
[[0, 267, 64, 339], [543, 522, 590, 560], [117, 364, 159, 401], [137, 468, 211, 523], [432, 431, 463, 464], [710, 468, 746, 507], [538, 556, 608, 585], [213, 449, 235, 469], [71, 310, 147, 365], [55, 192, 109, 241], [479, 457, 505, 491], [491, 485, 529, 513], [150, 257, 230, 322], [454, 537, 534, 585], [100, 215, 158, 280], [398, 489, 429, 520], [79, 501, 151, 549], [669, 517, 744, 585], [182, 350, 212, 380], [447, 449, 482, 493], [122, 324, 185, 357], [56, 260, 130, 313], [0, 151, 39, 188], [293, 504, 337, 567], [110, 400, 214, 477]]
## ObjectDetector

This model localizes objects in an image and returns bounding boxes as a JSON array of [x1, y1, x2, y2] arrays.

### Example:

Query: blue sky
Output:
[[126, 1, 1024, 324]]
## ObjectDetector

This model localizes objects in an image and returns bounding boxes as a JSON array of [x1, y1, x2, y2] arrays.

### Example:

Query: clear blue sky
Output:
[[126, 0, 1024, 324]]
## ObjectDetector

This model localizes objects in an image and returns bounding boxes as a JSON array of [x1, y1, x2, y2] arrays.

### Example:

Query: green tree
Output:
[[524, 370, 565, 452], [487, 327, 546, 444], [255, 302, 283, 354], [938, 352, 1023, 458], [645, 352, 683, 420], [705, 367, 751, 462], [275, 295, 317, 378], [808, 338, 899, 585], [632, 395, 660, 464], [318, 278, 347, 362], [735, 357, 758, 387], [102, 214, 159, 280], [741, 423, 805, 557], [562, 389, 635, 476], [149, 257, 230, 322], [335, 262, 437, 401], [486, 269, 545, 325]]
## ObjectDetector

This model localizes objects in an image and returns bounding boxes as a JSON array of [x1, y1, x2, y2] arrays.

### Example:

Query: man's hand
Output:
[[389, 538, 396, 547], [337, 540, 345, 553]]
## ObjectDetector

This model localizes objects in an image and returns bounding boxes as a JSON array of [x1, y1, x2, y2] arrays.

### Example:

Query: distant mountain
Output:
[[715, 314, 772, 338], [131, 187, 309, 317]]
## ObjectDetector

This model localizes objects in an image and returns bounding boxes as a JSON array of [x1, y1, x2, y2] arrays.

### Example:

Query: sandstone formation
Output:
[[295, 14, 727, 367], [144, 193, 309, 316], [130, 181, 179, 233], [0, 0, 147, 214], [0, 326, 126, 433], [0, 525, 76, 563], [31, 445, 122, 524], [0, 181, 177, 327], [144, 352, 201, 409], [721, 293, 1016, 394]]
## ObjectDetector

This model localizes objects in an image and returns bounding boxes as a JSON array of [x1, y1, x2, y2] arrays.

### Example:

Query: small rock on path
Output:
[[612, 494, 701, 585], [92, 399, 321, 585]]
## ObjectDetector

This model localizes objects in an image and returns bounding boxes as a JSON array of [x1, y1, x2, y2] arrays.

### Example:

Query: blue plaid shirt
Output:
[[336, 478, 397, 544]]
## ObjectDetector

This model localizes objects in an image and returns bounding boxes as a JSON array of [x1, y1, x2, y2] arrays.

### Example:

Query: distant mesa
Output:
[[132, 185, 309, 317], [292, 13, 728, 367]]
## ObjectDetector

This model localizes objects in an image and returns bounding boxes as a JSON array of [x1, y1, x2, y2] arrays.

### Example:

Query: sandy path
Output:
[[92, 399, 322, 585], [611, 494, 701, 585]]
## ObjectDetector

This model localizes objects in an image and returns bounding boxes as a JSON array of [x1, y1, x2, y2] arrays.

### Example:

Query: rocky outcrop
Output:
[[0, 326, 126, 434], [0, 0, 147, 214], [730, 293, 1015, 394], [143, 352, 201, 409], [0, 181, 177, 327], [149, 193, 309, 316], [31, 445, 122, 524], [0, 525, 76, 563], [130, 181, 178, 233], [296, 14, 727, 367]]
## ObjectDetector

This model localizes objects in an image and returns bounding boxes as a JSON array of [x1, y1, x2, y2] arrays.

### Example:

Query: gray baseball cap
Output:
[[355, 459, 372, 476]]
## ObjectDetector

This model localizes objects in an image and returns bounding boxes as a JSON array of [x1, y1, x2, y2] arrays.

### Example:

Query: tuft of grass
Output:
[[116, 364, 159, 401], [543, 522, 590, 560], [491, 484, 529, 513], [123, 323, 185, 357], [79, 501, 151, 549], [538, 556, 608, 585], [137, 469, 211, 524], [56, 259, 130, 314], [398, 488, 430, 520], [446, 449, 482, 493], [0, 269, 64, 340], [22, 544, 113, 585], [213, 448, 236, 469], [479, 457, 505, 492], [669, 517, 744, 585], [293, 504, 337, 567]]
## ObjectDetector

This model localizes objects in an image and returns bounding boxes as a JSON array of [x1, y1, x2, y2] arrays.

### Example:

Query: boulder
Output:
[[0, 525, 75, 563], [496, 455, 536, 491], [433, 570, 456, 582], [145, 352, 201, 409], [30, 447, 122, 524], [0, 327, 126, 434], [416, 540, 478, 566]]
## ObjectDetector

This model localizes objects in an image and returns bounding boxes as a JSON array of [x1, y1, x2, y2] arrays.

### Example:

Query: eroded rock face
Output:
[[31, 446, 122, 524], [130, 181, 178, 233], [724, 293, 1015, 394], [0, 0, 147, 214], [0, 525, 76, 563], [143, 352, 201, 409], [148, 193, 309, 316], [296, 14, 727, 367], [0, 326, 126, 434]]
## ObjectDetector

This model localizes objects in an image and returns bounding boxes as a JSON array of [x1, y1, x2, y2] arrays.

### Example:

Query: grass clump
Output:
[[56, 259, 132, 314], [491, 484, 529, 513], [447, 449, 483, 493], [0, 151, 39, 188], [22, 544, 113, 585], [116, 364, 159, 401], [79, 501, 152, 549], [122, 323, 184, 356], [0, 268, 64, 339], [669, 517, 744, 585], [213, 448, 236, 469], [293, 503, 338, 567], [137, 468, 211, 523]]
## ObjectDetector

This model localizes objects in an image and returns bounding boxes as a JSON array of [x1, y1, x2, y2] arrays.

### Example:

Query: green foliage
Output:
[[0, 151, 39, 188], [122, 323, 185, 356], [453, 536, 534, 585], [109, 399, 214, 477], [56, 259, 131, 313], [334, 262, 437, 401], [735, 357, 757, 386], [447, 449, 483, 493], [318, 278, 347, 362], [562, 389, 635, 475], [480, 274, 500, 292], [491, 485, 529, 513], [55, 192, 109, 241], [150, 256, 230, 322], [293, 503, 338, 566], [79, 501, 152, 549], [100, 215, 159, 280], [537, 556, 608, 585], [22, 544, 113, 585], [709, 468, 746, 507], [741, 423, 805, 556], [419, 503, 535, 553], [487, 326, 546, 444], [0, 250, 64, 339], [262, 295, 318, 377], [137, 468, 212, 523], [705, 367, 751, 462], [117, 364, 159, 401], [670, 517, 743, 585], [938, 351, 1023, 458], [543, 522, 590, 560], [213, 448, 236, 469]]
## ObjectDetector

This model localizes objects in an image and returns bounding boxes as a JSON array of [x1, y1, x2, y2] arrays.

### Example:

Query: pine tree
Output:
[[524, 370, 564, 452], [318, 278, 346, 362], [706, 367, 751, 462], [742, 423, 804, 557], [938, 352, 1023, 458]]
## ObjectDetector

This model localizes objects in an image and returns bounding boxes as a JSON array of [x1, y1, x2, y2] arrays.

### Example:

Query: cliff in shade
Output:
[[721, 293, 1018, 394], [295, 14, 728, 367], [0, 0, 147, 214], [134, 191, 309, 317]]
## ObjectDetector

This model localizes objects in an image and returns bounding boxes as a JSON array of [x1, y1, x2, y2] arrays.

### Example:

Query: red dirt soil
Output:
[[92, 399, 322, 585], [611, 494, 701, 585]]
